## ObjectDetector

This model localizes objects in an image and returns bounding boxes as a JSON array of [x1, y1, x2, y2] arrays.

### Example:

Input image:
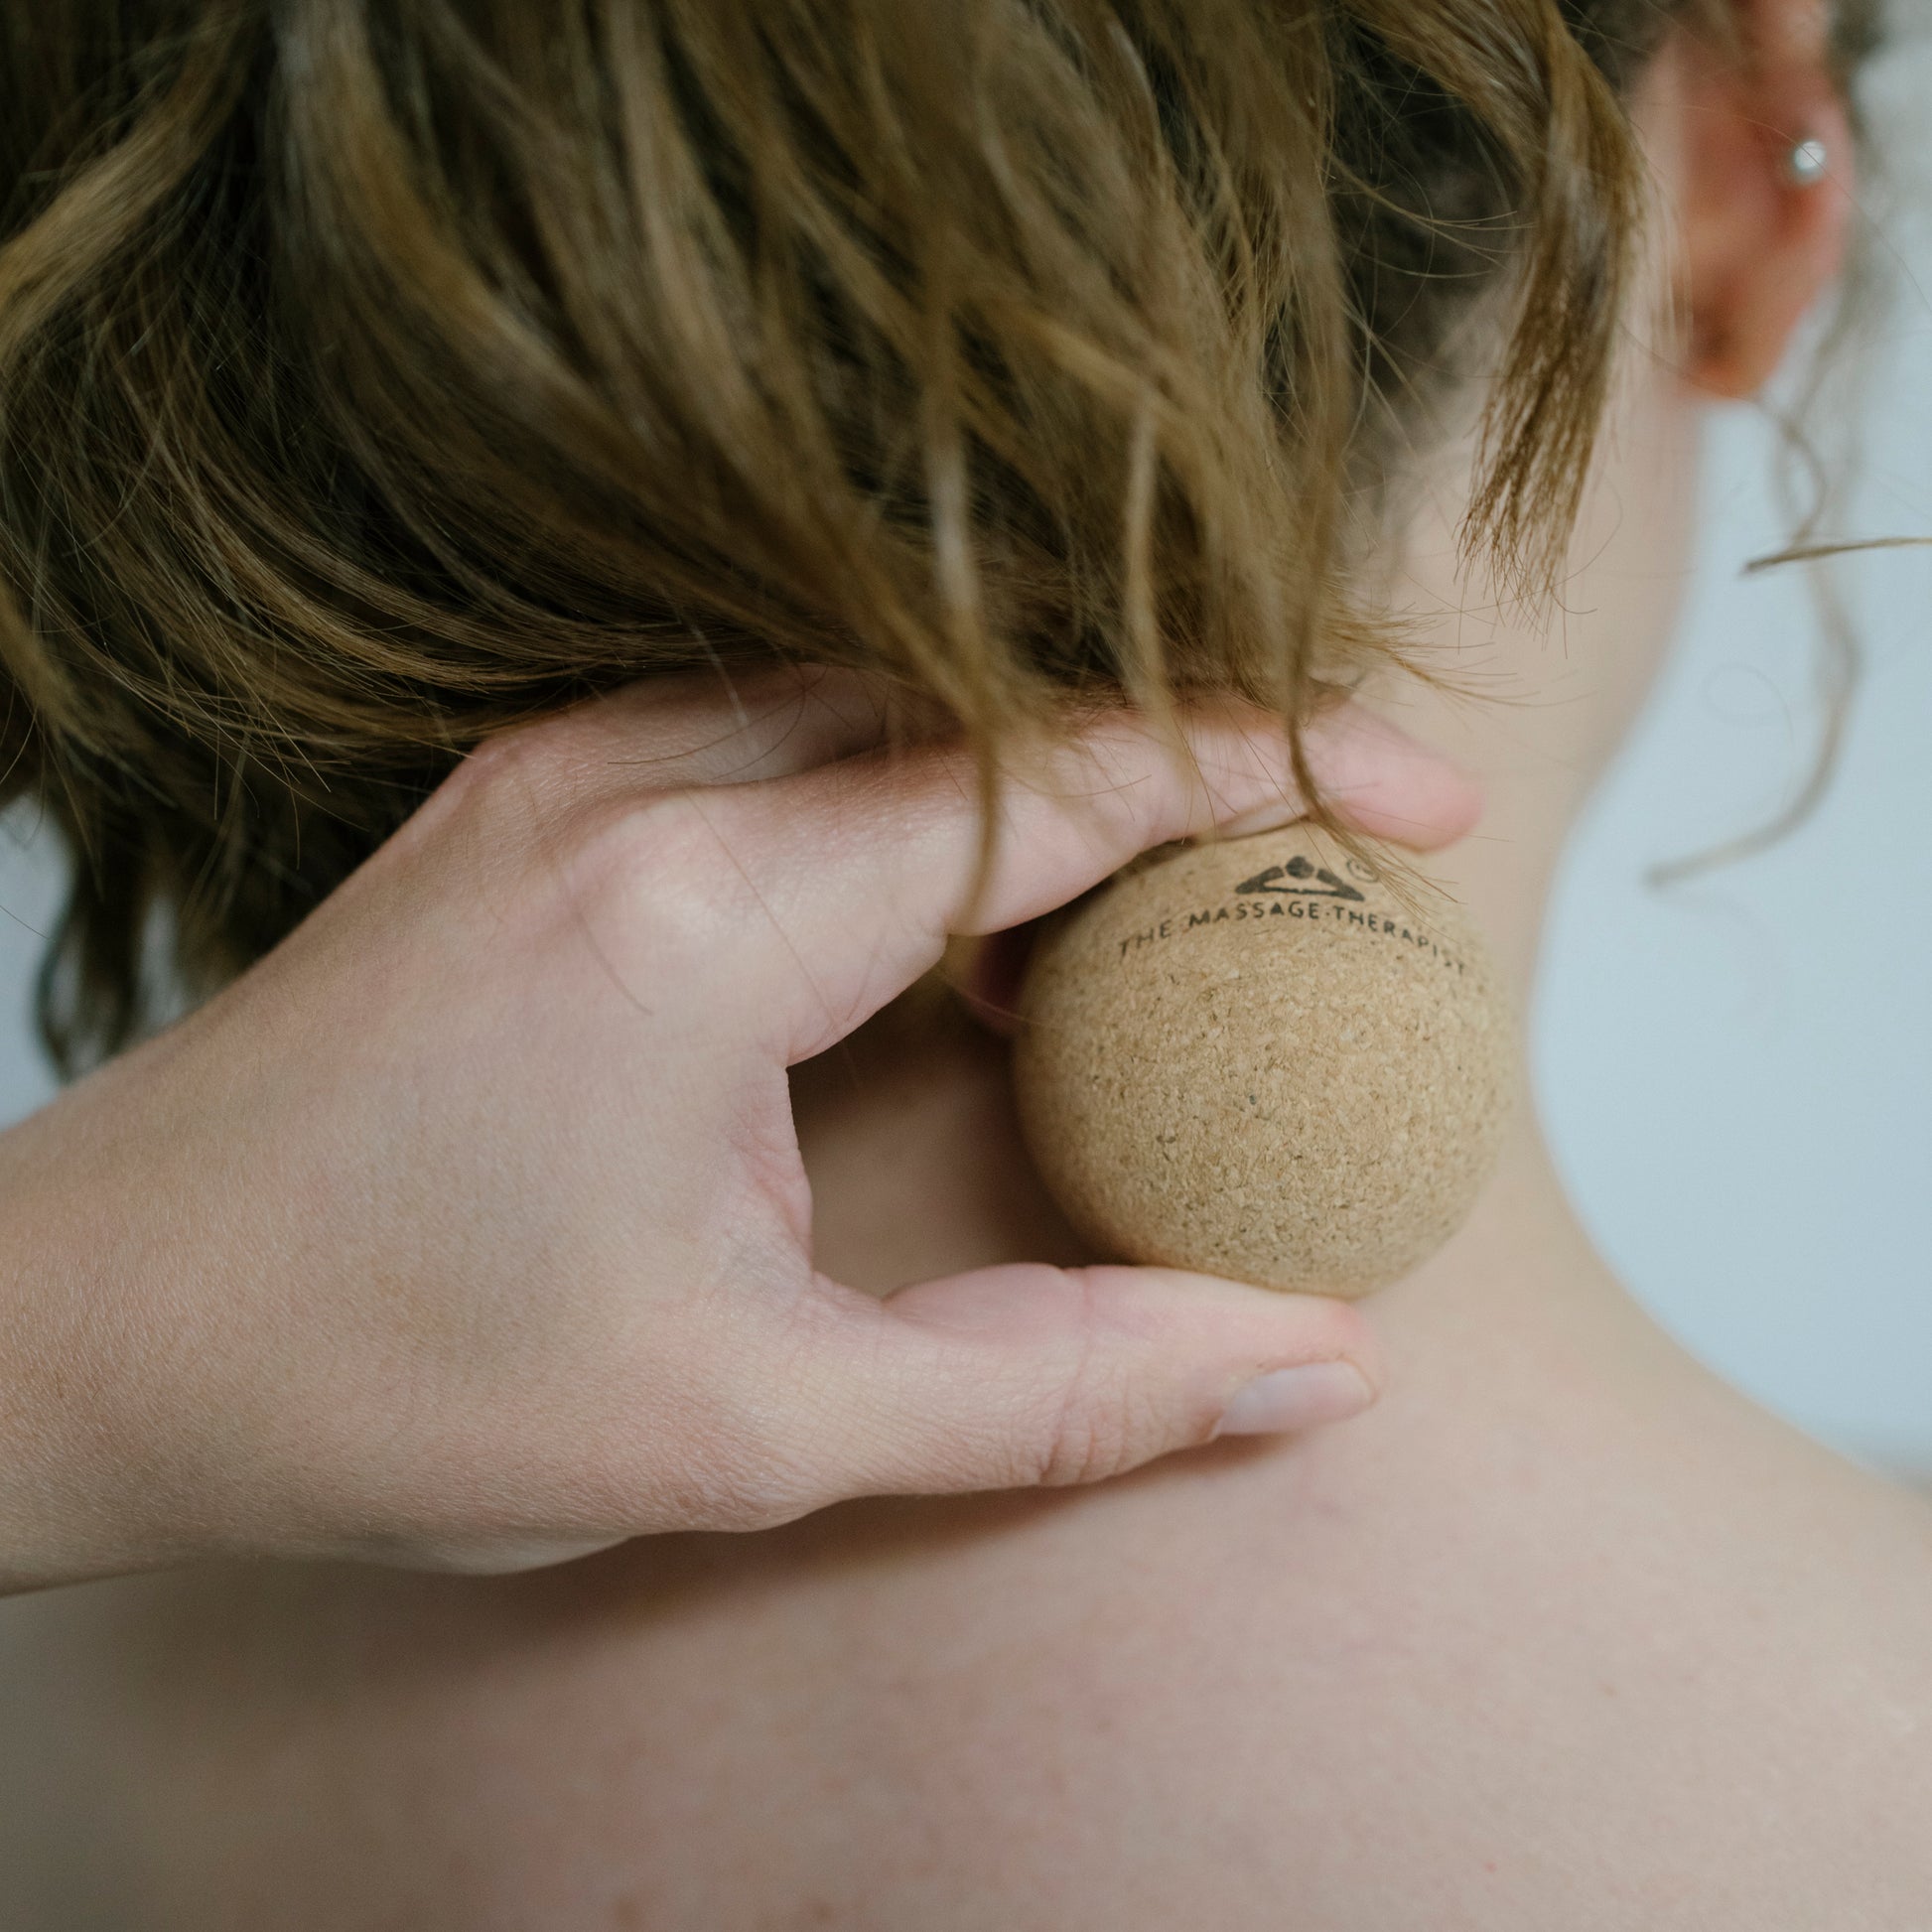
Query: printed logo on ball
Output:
[[1110, 847, 1470, 975]]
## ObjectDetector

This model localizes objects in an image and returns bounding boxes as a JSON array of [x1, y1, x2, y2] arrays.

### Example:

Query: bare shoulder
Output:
[[4, 1268, 1932, 1931]]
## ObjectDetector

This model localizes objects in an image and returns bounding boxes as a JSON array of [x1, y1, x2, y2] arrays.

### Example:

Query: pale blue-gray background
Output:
[[1, 26, 1929, 1475], [1538, 22, 1932, 1475]]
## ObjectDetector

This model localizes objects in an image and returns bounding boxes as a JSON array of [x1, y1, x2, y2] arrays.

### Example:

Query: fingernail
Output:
[[1215, 1362, 1375, 1438]]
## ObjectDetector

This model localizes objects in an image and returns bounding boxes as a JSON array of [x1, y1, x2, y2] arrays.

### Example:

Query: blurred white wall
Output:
[[0, 809, 62, 1128], [1539, 15, 1932, 1476], [0, 18, 1929, 1475]]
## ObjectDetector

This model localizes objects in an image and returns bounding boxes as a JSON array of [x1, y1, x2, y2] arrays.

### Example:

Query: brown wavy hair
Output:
[[0, 0, 1757, 1067]]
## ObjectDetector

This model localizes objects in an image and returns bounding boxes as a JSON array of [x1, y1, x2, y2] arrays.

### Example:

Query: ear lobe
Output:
[[1677, 30, 1854, 401]]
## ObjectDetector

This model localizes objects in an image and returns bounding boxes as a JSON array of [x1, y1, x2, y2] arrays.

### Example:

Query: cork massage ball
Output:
[[1012, 826, 1517, 1299]]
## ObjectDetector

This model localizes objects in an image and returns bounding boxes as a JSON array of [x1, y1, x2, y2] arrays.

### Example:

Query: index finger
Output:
[[689, 700, 1480, 1063]]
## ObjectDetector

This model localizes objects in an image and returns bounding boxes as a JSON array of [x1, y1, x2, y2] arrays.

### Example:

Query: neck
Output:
[[792, 945, 1684, 1452], [797, 400, 1706, 1351], [790, 984, 1668, 1418]]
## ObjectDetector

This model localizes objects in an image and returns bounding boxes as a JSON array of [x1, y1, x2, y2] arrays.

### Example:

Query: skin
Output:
[[7, 4, 1932, 1927], [0, 687, 1469, 1593]]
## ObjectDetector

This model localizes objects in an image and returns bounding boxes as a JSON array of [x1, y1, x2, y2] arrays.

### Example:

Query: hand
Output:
[[0, 671, 1480, 1587]]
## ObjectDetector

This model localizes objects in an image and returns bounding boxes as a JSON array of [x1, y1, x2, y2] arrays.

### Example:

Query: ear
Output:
[[1674, 0, 1855, 400]]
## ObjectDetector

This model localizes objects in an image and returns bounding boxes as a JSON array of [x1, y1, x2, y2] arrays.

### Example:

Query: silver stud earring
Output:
[[1785, 137, 1830, 187]]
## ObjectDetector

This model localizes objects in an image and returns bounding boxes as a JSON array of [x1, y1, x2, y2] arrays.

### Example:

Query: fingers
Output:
[[497, 671, 1477, 844], [1284, 702, 1483, 851], [684, 699, 1478, 1061], [759, 1265, 1382, 1512], [504, 664, 906, 797]]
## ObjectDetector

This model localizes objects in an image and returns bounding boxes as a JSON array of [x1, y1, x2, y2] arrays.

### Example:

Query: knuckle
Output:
[[641, 1376, 826, 1534], [567, 1411, 813, 1536], [449, 717, 569, 815], [1009, 1271, 1169, 1489], [668, 1436, 821, 1533], [405, 717, 581, 859], [564, 789, 756, 961], [1025, 1368, 1164, 1487]]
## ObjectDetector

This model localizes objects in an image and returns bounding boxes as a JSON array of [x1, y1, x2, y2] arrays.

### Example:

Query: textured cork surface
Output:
[[1013, 826, 1517, 1298]]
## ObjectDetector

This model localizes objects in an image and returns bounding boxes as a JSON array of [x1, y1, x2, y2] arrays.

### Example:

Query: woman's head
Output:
[[0, 0, 1868, 1066]]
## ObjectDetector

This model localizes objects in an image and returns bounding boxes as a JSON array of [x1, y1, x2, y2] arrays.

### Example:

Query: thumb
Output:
[[796, 1264, 1383, 1505]]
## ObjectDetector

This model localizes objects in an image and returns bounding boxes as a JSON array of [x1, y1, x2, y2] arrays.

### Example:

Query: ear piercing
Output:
[[1785, 137, 1830, 187]]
